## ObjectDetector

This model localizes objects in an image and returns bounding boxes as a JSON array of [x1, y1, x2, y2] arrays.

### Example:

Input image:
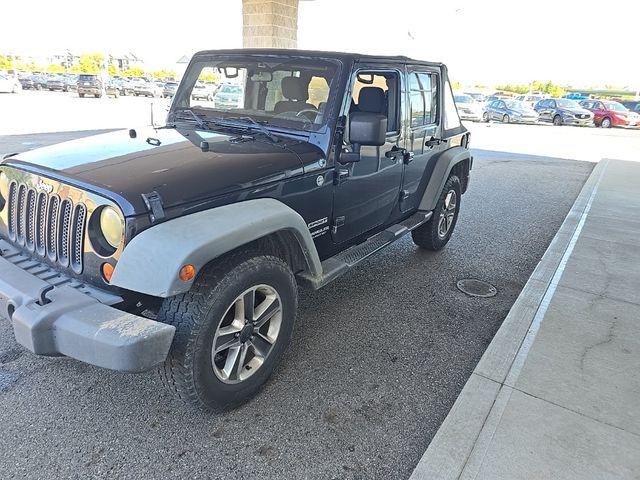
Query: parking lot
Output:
[[1, 90, 639, 479]]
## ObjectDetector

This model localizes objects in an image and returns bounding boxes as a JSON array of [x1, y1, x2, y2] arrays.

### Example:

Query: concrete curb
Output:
[[409, 159, 609, 480]]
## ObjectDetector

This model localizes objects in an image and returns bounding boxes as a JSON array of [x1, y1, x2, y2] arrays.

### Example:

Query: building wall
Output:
[[242, 0, 299, 48]]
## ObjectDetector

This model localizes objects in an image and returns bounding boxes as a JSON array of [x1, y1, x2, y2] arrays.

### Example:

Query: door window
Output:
[[408, 72, 437, 127], [350, 71, 400, 133]]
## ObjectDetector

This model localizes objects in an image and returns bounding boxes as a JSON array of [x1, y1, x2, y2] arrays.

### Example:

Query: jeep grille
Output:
[[7, 181, 87, 274]]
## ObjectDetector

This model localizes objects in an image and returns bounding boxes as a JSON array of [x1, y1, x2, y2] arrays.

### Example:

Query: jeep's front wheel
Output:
[[411, 174, 461, 251], [158, 253, 297, 412]]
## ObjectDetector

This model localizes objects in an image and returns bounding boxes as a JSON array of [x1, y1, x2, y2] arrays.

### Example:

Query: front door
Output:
[[401, 68, 442, 212], [331, 67, 404, 244]]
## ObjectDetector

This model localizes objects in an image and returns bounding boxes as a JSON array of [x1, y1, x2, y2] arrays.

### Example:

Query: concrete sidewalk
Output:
[[410, 158, 640, 479]]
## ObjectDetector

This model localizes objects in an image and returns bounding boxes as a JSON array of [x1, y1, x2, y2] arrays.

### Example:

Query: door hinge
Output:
[[332, 216, 345, 233], [334, 168, 349, 185]]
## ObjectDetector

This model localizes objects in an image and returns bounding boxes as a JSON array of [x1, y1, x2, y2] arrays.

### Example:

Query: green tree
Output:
[[122, 67, 144, 77]]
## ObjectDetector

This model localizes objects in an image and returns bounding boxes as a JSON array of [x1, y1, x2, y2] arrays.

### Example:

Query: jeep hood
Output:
[[3, 127, 321, 216]]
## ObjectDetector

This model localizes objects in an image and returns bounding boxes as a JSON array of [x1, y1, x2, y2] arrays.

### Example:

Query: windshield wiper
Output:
[[215, 116, 280, 143], [172, 108, 206, 129]]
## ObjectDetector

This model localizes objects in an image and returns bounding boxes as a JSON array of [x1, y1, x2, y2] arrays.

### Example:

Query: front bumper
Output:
[[77, 87, 101, 95], [0, 255, 175, 372], [562, 116, 593, 126]]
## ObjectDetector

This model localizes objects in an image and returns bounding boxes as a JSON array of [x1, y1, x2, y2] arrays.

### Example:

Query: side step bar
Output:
[[297, 211, 433, 290]]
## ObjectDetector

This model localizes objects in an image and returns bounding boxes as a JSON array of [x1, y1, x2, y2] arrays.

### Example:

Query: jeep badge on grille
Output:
[[35, 180, 53, 194]]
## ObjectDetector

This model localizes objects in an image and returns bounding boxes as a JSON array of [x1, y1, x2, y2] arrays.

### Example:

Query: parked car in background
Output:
[[111, 77, 134, 96], [31, 73, 49, 90], [464, 92, 486, 103], [579, 100, 640, 128], [163, 81, 179, 98], [483, 99, 539, 123], [134, 79, 162, 97], [64, 74, 78, 92], [105, 80, 120, 98], [533, 98, 594, 126], [191, 81, 217, 101], [514, 93, 546, 108], [46, 75, 67, 91], [621, 101, 640, 114], [212, 83, 243, 108], [18, 76, 35, 90], [454, 93, 483, 121], [0, 73, 22, 93], [77, 74, 104, 98], [564, 92, 589, 100]]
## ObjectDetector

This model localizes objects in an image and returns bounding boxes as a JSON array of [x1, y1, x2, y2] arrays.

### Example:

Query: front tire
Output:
[[158, 252, 297, 412], [411, 174, 461, 251], [601, 117, 612, 128], [553, 114, 562, 126], [503, 114, 510, 123], [482, 112, 489, 122]]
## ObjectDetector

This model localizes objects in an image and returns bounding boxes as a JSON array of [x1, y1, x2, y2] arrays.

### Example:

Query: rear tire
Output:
[[503, 114, 510, 123], [411, 175, 461, 251], [158, 252, 297, 412], [79, 93, 84, 98]]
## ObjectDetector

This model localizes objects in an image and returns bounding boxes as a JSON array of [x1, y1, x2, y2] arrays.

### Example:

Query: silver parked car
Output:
[[483, 100, 539, 124], [454, 94, 484, 121]]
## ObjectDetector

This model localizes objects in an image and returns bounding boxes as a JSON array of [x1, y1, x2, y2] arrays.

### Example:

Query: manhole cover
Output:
[[456, 279, 497, 298]]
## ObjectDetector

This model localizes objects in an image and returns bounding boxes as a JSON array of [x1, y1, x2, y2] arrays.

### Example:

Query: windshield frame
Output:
[[170, 53, 343, 135]]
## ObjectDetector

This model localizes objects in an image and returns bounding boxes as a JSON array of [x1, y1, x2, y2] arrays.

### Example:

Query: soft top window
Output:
[[443, 79, 464, 136]]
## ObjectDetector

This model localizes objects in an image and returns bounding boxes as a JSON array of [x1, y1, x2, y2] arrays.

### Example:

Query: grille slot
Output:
[[6, 182, 87, 274]]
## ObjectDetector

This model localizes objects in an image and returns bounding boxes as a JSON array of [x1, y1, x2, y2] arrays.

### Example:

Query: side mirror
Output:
[[340, 112, 387, 163]]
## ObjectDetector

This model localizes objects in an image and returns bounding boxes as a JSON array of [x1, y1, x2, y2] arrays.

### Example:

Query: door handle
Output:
[[425, 137, 442, 148], [385, 147, 405, 160]]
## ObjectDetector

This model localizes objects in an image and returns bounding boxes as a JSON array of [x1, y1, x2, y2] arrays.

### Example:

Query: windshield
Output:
[[454, 95, 474, 103], [604, 102, 628, 112], [556, 99, 579, 108], [172, 54, 341, 133], [506, 101, 530, 110]]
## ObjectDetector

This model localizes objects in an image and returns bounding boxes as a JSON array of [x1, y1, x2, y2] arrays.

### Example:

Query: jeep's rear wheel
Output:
[[411, 174, 461, 251], [158, 252, 297, 412]]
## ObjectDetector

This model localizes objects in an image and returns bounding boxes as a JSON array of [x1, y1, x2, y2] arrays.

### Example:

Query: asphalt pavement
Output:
[[0, 124, 597, 479]]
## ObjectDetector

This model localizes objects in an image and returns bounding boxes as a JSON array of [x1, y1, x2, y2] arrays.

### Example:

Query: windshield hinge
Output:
[[141, 191, 166, 223]]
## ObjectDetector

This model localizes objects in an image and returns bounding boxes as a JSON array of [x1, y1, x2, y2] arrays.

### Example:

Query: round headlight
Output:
[[100, 206, 123, 248]]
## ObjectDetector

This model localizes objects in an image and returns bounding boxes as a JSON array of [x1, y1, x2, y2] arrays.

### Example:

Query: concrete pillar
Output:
[[242, 0, 299, 49]]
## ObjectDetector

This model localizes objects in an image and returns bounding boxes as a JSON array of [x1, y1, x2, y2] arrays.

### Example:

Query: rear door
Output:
[[330, 65, 405, 243], [401, 67, 442, 212]]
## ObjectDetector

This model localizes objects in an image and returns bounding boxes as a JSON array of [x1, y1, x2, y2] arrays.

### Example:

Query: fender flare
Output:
[[418, 146, 471, 211], [110, 198, 322, 297]]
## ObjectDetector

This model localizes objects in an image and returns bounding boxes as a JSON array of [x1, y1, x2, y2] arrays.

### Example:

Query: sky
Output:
[[2, 0, 639, 88]]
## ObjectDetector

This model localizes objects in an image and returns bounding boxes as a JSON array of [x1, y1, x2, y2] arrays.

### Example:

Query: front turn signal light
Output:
[[179, 264, 196, 282], [102, 263, 115, 283]]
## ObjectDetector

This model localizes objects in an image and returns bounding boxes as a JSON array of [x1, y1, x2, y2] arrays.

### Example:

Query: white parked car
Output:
[[454, 94, 483, 121], [0, 74, 21, 93]]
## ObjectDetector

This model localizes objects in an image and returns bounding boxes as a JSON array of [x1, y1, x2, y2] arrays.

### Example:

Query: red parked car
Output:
[[579, 100, 640, 128]]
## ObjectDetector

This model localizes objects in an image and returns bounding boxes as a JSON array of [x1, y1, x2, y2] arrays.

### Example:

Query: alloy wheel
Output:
[[438, 190, 457, 238], [211, 284, 282, 384]]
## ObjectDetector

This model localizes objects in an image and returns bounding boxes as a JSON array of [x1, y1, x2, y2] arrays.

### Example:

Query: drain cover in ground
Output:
[[456, 279, 497, 298]]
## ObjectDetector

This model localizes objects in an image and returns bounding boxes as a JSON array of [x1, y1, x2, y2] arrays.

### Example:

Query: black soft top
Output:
[[192, 48, 444, 69]]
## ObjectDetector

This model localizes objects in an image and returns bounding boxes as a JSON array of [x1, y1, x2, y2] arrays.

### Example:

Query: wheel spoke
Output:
[[222, 345, 241, 380], [214, 325, 242, 353], [251, 334, 273, 358], [243, 289, 255, 321], [223, 343, 249, 381], [254, 295, 281, 329]]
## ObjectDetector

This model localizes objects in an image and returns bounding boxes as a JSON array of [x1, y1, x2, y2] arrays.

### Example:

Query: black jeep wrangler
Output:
[[0, 49, 471, 411]]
